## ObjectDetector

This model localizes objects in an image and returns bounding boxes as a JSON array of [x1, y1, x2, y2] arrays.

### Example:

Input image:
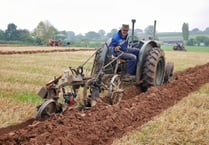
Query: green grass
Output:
[[0, 90, 42, 104], [158, 33, 209, 41], [13, 92, 42, 103], [162, 45, 209, 52]]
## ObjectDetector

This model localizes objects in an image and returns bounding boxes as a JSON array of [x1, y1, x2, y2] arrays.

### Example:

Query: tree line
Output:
[[182, 23, 209, 46], [0, 21, 209, 47], [0, 21, 145, 47]]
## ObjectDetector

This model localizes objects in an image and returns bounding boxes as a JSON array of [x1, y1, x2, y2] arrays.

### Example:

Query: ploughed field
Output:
[[0, 46, 209, 145]]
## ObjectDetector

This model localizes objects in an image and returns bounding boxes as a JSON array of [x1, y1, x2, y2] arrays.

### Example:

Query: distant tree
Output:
[[144, 25, 154, 36], [34, 37, 43, 45], [187, 38, 196, 46], [5, 23, 19, 40], [67, 31, 75, 40], [128, 28, 142, 35], [191, 28, 201, 33], [33, 21, 57, 45], [74, 33, 88, 47], [85, 31, 100, 40], [204, 27, 209, 33], [98, 29, 106, 40], [56, 31, 67, 41], [135, 28, 143, 33], [18, 29, 33, 43], [204, 38, 209, 46], [196, 36, 209, 46], [128, 28, 144, 40], [106, 29, 117, 39], [1, 25, 34, 44], [74, 33, 85, 41], [182, 23, 189, 41], [0, 29, 5, 40]]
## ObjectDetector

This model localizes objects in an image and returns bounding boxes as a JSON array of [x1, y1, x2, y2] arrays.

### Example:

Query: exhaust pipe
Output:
[[131, 19, 136, 43], [153, 20, 156, 40]]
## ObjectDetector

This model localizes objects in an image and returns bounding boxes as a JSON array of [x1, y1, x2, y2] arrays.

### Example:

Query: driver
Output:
[[109, 24, 139, 76]]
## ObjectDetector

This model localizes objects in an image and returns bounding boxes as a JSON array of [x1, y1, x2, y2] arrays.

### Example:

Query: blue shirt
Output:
[[109, 30, 129, 56]]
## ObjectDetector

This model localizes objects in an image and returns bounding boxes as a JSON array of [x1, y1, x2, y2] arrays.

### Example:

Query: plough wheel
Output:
[[109, 75, 124, 105], [36, 99, 57, 120]]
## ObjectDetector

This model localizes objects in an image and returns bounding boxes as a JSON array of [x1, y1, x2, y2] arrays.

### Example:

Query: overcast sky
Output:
[[0, 0, 209, 34]]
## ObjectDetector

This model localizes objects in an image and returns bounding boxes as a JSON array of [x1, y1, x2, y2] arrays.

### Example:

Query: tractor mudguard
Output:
[[91, 38, 114, 75]]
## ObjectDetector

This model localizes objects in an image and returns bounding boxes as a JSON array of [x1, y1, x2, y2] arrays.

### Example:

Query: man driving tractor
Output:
[[109, 24, 140, 79]]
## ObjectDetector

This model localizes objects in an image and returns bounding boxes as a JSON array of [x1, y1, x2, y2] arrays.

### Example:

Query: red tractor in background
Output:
[[48, 39, 62, 46]]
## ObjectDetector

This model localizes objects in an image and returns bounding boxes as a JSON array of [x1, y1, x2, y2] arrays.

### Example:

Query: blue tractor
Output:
[[36, 19, 174, 120]]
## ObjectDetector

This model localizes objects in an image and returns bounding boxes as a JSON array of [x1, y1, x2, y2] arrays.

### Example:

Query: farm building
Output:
[[162, 40, 184, 45]]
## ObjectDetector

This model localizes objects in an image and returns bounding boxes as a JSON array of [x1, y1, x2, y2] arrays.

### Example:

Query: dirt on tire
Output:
[[0, 63, 209, 145]]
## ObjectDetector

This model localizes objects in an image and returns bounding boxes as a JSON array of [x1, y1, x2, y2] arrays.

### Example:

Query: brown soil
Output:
[[0, 63, 209, 145], [0, 48, 95, 55]]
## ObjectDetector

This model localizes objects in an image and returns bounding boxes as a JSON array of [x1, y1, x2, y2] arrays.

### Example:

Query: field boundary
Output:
[[0, 48, 95, 55]]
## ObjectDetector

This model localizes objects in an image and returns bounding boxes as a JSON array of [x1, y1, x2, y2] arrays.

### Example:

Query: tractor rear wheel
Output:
[[141, 47, 165, 91]]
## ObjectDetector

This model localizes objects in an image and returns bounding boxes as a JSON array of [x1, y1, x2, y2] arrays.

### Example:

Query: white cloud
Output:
[[0, 0, 209, 34]]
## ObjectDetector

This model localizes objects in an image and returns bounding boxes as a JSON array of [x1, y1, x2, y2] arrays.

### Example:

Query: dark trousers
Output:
[[120, 48, 139, 75]]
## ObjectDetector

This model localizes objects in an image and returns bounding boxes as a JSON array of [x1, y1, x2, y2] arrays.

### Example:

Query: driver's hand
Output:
[[114, 46, 121, 51]]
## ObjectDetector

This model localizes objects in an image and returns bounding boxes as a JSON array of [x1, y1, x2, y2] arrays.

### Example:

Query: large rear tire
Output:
[[141, 47, 165, 91]]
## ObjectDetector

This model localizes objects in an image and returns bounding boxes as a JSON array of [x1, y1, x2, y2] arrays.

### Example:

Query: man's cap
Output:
[[121, 24, 129, 29]]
